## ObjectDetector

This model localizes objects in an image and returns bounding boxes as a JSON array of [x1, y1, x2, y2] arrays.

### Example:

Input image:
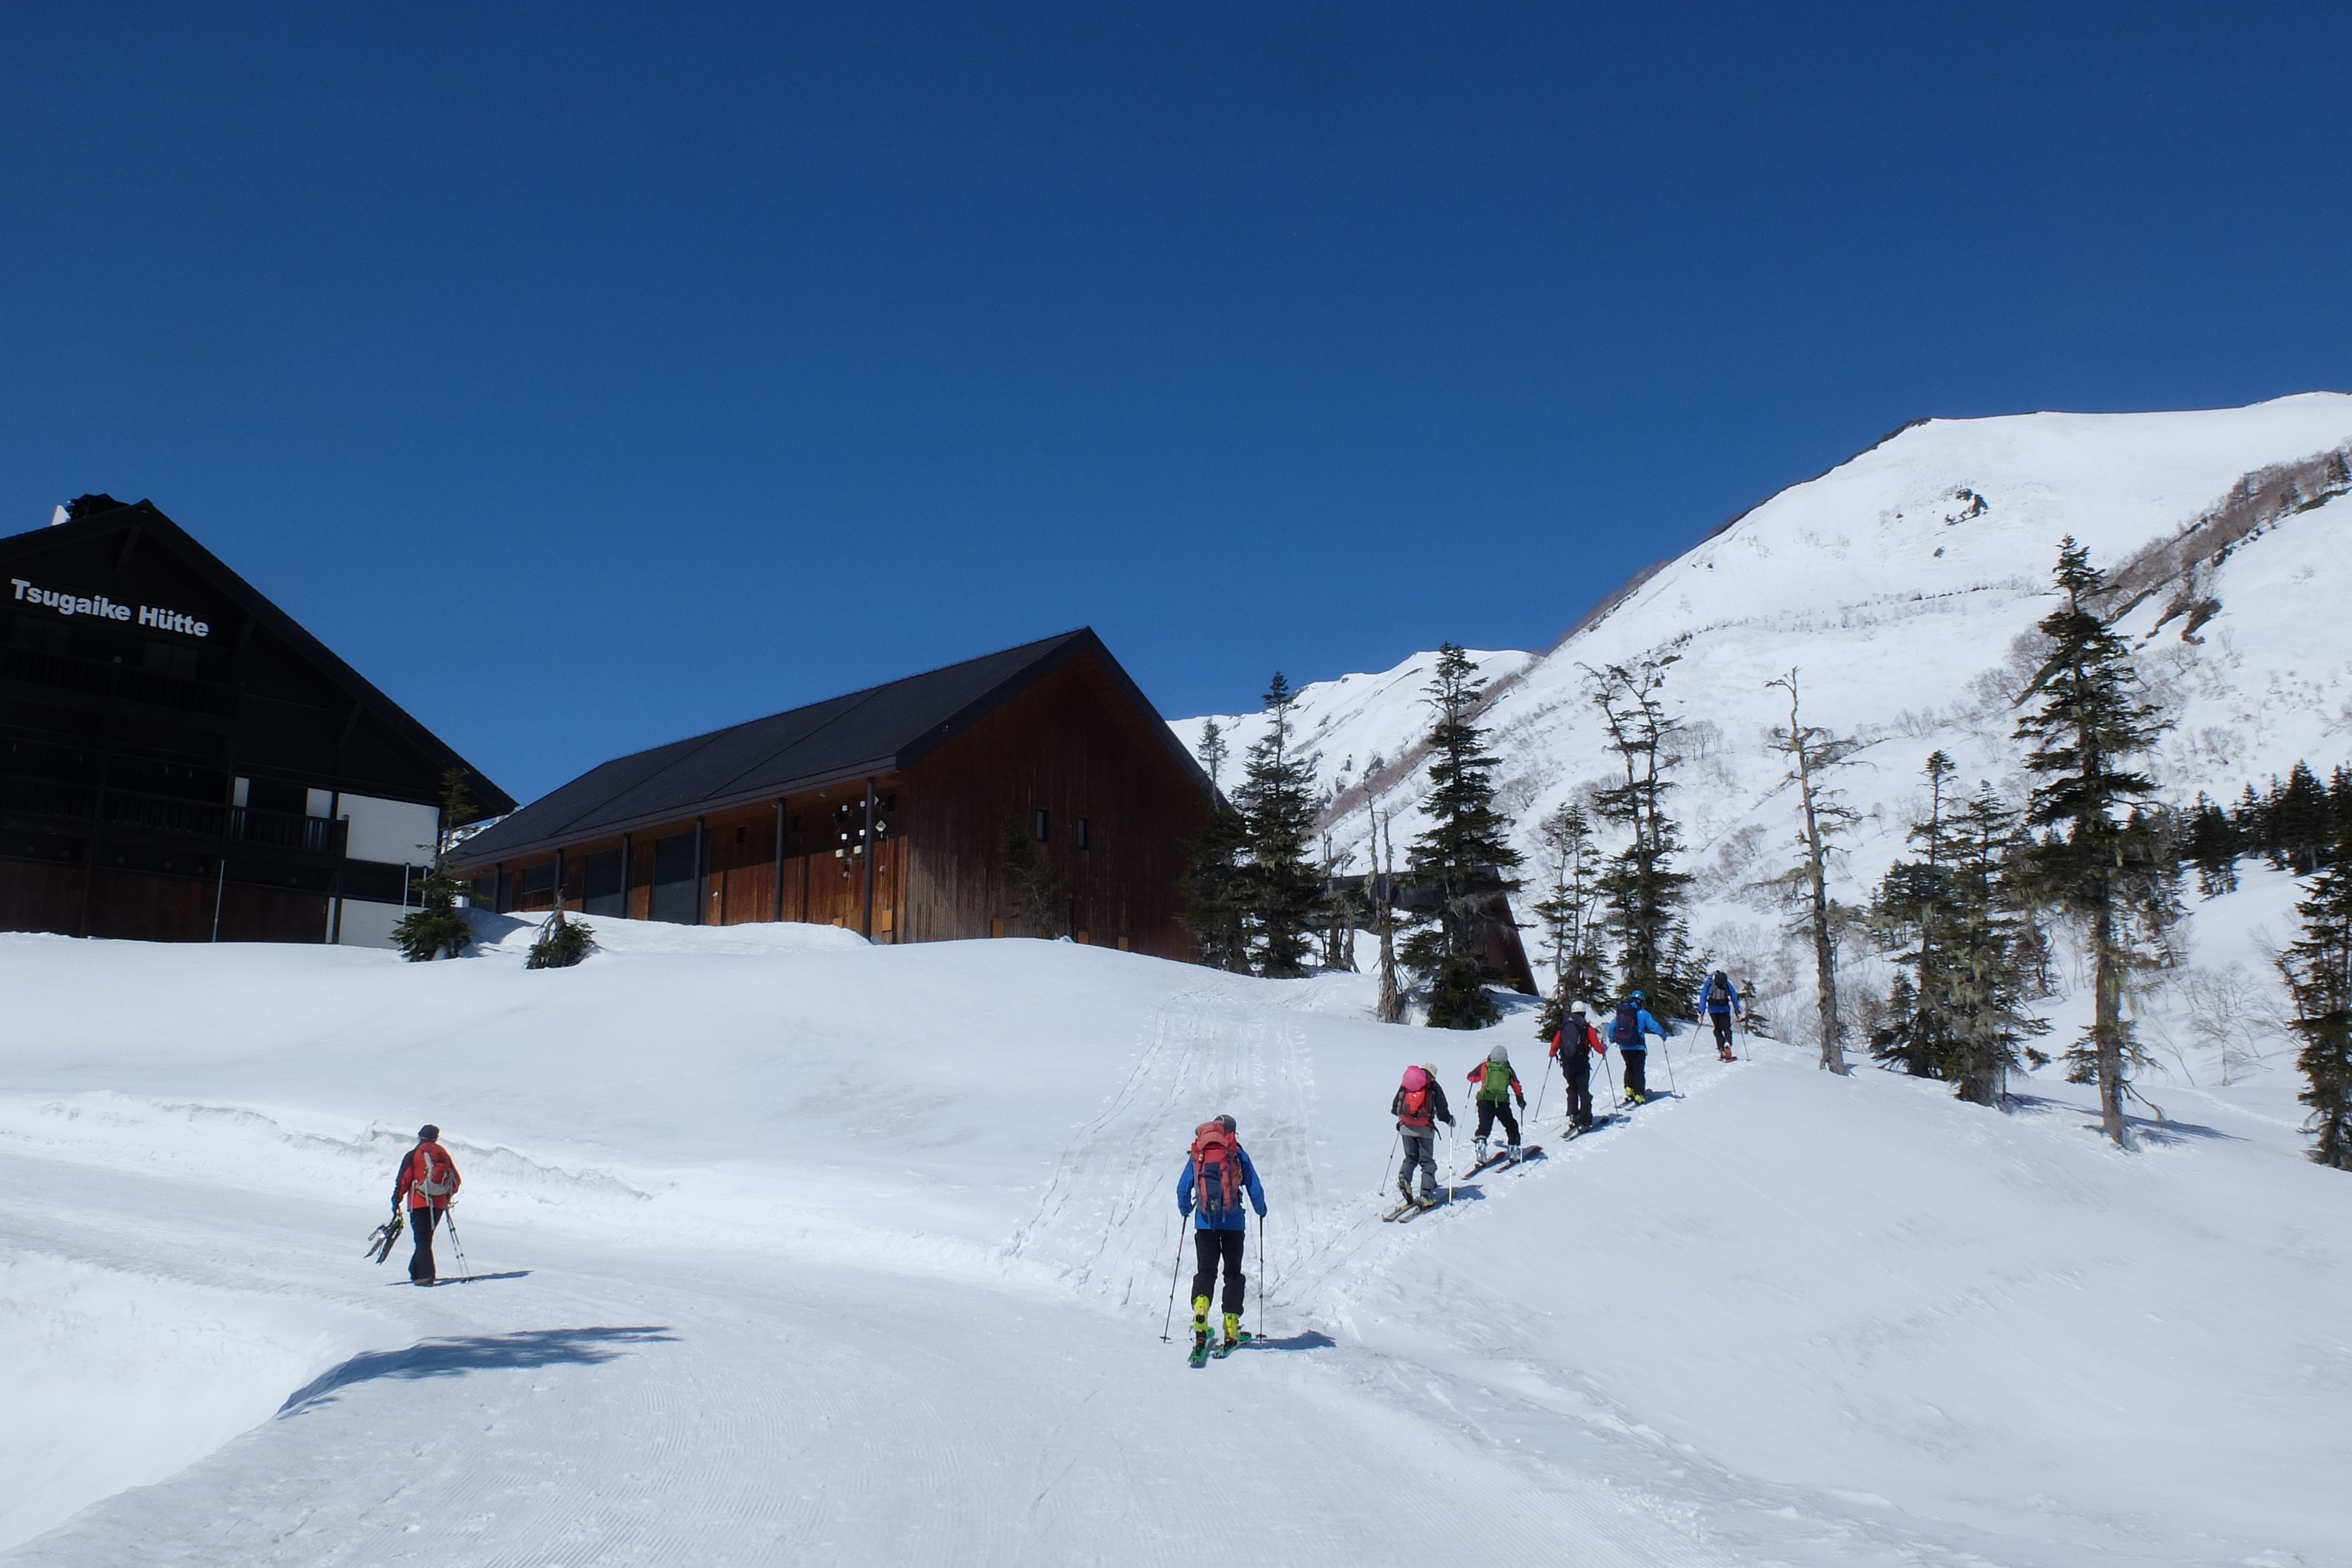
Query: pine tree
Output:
[[392, 868, 474, 961], [1766, 668, 1863, 1073], [1870, 753, 1961, 1079], [2013, 536, 2176, 1147], [2184, 792, 2240, 898], [524, 905, 595, 969], [1178, 801, 1251, 971], [1232, 673, 1325, 978], [1399, 646, 1524, 1029], [1940, 786, 2050, 1105], [2330, 766, 2352, 860], [2233, 782, 2269, 865], [1585, 658, 1696, 1017], [1197, 720, 1230, 794], [2281, 825, 2352, 1169], [2270, 762, 2332, 874], [1531, 800, 1609, 1042]]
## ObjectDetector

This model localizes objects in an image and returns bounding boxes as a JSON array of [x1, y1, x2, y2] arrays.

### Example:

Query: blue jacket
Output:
[[1702, 977, 1742, 1015], [1177, 1147, 1267, 1232], [1611, 1007, 1669, 1048]]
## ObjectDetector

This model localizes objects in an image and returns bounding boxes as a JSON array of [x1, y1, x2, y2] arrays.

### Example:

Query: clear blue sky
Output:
[[4, 5, 2346, 804]]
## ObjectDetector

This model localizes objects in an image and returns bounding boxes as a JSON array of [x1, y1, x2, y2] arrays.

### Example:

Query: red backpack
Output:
[[1397, 1066, 1434, 1129], [1189, 1122, 1242, 1216]]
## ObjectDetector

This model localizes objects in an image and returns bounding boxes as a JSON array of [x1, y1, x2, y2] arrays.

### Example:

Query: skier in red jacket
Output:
[[1549, 1007, 1605, 1132], [391, 1125, 462, 1284]]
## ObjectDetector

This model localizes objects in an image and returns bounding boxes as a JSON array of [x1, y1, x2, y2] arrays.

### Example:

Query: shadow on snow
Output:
[[278, 1325, 678, 1415]]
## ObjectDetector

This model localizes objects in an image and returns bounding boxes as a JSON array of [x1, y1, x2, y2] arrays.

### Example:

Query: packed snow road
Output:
[[4, 920, 2350, 1566]]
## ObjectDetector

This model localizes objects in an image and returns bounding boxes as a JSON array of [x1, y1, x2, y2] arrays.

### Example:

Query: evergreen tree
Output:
[[2281, 824, 2352, 1169], [1767, 668, 1863, 1074], [2331, 765, 2352, 857], [1197, 719, 1230, 794], [392, 868, 474, 961], [2184, 792, 2241, 898], [2013, 536, 2176, 1147], [2233, 781, 2269, 865], [1869, 753, 1961, 1079], [1940, 786, 2050, 1104], [1232, 673, 1325, 977], [1399, 646, 1524, 1028], [1531, 800, 1609, 1042], [524, 905, 595, 969], [1585, 658, 1696, 1017], [1178, 801, 1251, 972], [2269, 762, 2333, 874]]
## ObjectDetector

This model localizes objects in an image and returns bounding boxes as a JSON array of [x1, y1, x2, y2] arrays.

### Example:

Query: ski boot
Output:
[[1188, 1295, 1211, 1365], [1472, 1138, 1489, 1167], [1222, 1312, 1243, 1350], [1397, 1175, 1416, 1206]]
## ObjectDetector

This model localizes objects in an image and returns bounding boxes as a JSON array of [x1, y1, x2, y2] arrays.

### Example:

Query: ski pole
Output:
[[1531, 1053, 1553, 1125], [1256, 1215, 1265, 1342], [1602, 1049, 1618, 1108], [1375, 1128, 1399, 1196], [1661, 1027, 1679, 1095], [1158, 1223, 1187, 1342], [442, 1208, 472, 1283]]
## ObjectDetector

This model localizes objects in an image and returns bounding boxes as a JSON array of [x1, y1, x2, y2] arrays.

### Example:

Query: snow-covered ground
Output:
[[5, 891, 2348, 1566]]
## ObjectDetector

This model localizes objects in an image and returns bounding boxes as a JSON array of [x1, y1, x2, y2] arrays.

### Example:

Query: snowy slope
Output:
[[1175, 393, 2352, 1028], [4, 901, 2350, 1566]]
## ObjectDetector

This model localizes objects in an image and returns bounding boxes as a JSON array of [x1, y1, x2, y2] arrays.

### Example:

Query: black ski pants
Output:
[[1474, 1098, 1521, 1146], [1191, 1228, 1246, 1315], [1621, 1048, 1648, 1099], [1710, 1012, 1735, 1051], [1563, 1047, 1593, 1128], [407, 1206, 441, 1282]]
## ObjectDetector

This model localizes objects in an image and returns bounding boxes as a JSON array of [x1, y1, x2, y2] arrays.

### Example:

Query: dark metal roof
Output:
[[450, 627, 1208, 868], [0, 499, 514, 815]]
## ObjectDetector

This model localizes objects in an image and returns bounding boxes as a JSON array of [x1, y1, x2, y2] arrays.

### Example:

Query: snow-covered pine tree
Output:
[[2281, 823, 2352, 1169], [1233, 673, 1325, 978], [1870, 752, 1961, 1079], [1531, 800, 1608, 1042], [2267, 762, 2331, 875], [2184, 792, 2241, 897], [1178, 800, 1251, 972], [1585, 657, 1696, 1018], [394, 767, 491, 961], [1399, 645, 1523, 1029], [2013, 536, 2177, 1148], [1766, 668, 1863, 1074]]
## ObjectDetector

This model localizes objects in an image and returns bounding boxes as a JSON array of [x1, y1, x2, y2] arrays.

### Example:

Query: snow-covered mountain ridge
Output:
[[1174, 393, 2352, 1022]]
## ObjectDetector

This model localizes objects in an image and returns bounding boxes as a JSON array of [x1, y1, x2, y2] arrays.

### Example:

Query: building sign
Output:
[[9, 577, 209, 637]]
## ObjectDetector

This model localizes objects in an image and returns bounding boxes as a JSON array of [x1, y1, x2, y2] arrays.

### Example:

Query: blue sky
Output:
[[3, 4, 2346, 804]]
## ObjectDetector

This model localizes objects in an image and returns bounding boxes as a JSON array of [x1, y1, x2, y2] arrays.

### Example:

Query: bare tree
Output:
[[1767, 668, 1863, 1073], [1371, 810, 1405, 1024]]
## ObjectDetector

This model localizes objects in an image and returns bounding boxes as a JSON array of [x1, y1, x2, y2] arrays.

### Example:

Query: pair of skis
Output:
[[1464, 1143, 1544, 1178], [1187, 1331, 1254, 1368], [1381, 1192, 1446, 1222]]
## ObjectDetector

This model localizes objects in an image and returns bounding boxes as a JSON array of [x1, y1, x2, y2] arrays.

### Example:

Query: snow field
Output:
[[2, 901, 2348, 1566]]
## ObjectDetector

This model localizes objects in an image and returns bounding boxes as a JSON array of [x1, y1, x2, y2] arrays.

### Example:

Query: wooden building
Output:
[[1, 497, 513, 945], [447, 630, 1214, 959]]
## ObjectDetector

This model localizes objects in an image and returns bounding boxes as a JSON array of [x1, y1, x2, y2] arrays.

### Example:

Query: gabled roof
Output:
[[0, 497, 513, 814], [449, 628, 1209, 868]]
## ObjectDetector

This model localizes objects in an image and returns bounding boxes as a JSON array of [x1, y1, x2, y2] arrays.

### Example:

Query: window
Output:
[[1077, 817, 1090, 850], [1033, 808, 1048, 842], [735, 825, 747, 844], [141, 641, 199, 680]]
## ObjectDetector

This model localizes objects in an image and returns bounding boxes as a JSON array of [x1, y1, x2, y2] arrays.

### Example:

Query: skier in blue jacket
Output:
[[1609, 992, 1671, 1105], [1701, 969, 1743, 1061], [1176, 1115, 1267, 1353]]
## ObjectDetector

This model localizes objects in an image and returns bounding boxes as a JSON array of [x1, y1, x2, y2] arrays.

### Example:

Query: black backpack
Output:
[[1706, 973, 1730, 1007], [1611, 1001, 1642, 1045]]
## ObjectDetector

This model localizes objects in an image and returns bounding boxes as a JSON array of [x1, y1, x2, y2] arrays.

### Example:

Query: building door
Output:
[[581, 848, 625, 917], [649, 831, 697, 924]]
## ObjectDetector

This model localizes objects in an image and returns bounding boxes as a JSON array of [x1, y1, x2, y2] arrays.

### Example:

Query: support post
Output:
[[619, 834, 633, 921], [772, 801, 786, 922], [861, 777, 877, 940], [693, 816, 707, 925]]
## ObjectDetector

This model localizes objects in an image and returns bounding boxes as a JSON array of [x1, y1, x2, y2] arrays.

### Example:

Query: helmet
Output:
[[1486, 1042, 1509, 1064], [417, 1124, 440, 1141], [1629, 991, 1646, 1004]]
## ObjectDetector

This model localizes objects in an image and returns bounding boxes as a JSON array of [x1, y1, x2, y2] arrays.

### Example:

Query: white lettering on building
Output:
[[10, 577, 208, 637]]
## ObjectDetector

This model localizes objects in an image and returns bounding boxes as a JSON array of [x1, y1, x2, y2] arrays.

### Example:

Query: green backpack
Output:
[[1479, 1061, 1512, 1101]]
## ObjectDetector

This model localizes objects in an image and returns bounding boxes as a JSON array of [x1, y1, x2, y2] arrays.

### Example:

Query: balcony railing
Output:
[[0, 771, 345, 855], [0, 645, 238, 717]]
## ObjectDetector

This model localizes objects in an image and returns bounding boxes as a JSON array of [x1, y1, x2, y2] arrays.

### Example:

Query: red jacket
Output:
[[1550, 1023, 1605, 1060], [394, 1141, 462, 1211]]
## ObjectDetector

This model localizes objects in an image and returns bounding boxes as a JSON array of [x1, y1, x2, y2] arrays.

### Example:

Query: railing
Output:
[[0, 645, 238, 717], [0, 771, 345, 855]]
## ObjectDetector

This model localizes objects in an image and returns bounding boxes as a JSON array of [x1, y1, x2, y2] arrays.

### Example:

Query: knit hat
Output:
[[1217, 1114, 1237, 1134], [417, 1124, 440, 1141], [1486, 1043, 1509, 1064]]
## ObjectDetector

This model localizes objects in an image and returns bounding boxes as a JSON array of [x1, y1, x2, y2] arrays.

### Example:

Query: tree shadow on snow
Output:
[[1247, 1330, 1336, 1352], [278, 1325, 678, 1416], [2004, 1092, 2241, 1146]]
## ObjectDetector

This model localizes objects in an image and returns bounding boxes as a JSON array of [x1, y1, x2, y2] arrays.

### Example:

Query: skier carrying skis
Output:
[[1389, 1064, 1454, 1206], [391, 1124, 462, 1285], [1610, 993, 1670, 1105], [1702, 970, 1743, 1062], [1549, 1007, 1605, 1131], [1464, 1043, 1526, 1165], [1175, 1115, 1266, 1356]]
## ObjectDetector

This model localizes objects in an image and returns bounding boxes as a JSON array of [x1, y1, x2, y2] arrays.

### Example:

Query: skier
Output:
[[1464, 1042, 1526, 1165], [1610, 993, 1670, 1105], [1389, 1063, 1455, 1207], [1175, 1114, 1266, 1356], [1549, 1006, 1605, 1131], [390, 1124, 462, 1285], [1702, 969, 1743, 1061]]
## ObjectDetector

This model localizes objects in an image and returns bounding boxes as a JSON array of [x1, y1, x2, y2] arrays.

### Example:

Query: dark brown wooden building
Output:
[[1, 496, 513, 945], [448, 630, 1214, 958]]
